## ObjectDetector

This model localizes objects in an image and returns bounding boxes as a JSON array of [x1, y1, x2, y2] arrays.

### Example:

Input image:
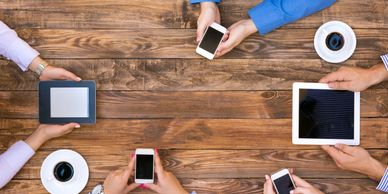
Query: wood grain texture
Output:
[[11, 28, 387, 59], [5, 149, 386, 179], [1, 59, 387, 91], [0, 90, 387, 119], [2, 178, 382, 194], [0, 0, 386, 29], [0, 119, 386, 150]]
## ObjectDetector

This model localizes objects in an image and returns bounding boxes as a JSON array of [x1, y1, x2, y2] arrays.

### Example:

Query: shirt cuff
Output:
[[0, 21, 39, 71], [248, 0, 286, 35], [376, 167, 388, 192], [380, 54, 388, 72], [190, 0, 221, 4], [0, 141, 35, 188]]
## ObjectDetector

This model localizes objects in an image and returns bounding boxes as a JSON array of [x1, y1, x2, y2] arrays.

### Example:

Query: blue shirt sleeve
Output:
[[380, 54, 388, 72], [190, 0, 221, 4], [248, 0, 336, 35], [376, 167, 388, 192]]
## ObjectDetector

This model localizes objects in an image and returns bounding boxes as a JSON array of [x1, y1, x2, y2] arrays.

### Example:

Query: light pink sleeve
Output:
[[0, 21, 39, 71], [0, 141, 35, 189]]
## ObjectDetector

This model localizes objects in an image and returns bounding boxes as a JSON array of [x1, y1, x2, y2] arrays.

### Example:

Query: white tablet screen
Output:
[[50, 88, 89, 118], [299, 89, 354, 139]]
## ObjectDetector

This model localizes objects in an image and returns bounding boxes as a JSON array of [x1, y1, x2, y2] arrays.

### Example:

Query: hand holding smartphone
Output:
[[196, 23, 227, 60], [271, 169, 296, 194], [135, 148, 155, 184]]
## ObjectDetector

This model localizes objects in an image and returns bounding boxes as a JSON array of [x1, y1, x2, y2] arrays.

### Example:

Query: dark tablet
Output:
[[39, 81, 96, 124]]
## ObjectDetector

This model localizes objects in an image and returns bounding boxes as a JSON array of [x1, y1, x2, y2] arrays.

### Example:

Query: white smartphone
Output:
[[271, 169, 296, 194], [196, 22, 227, 60], [135, 148, 155, 184]]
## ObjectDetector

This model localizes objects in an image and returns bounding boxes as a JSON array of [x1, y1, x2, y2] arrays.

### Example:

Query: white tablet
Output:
[[292, 83, 360, 145]]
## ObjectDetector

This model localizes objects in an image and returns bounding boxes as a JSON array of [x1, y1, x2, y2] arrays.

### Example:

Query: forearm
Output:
[[368, 63, 388, 86], [0, 141, 35, 189], [25, 128, 49, 151], [0, 21, 39, 71]]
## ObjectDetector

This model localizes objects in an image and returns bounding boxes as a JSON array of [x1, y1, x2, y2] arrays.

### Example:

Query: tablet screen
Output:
[[50, 88, 89, 118], [299, 89, 354, 139]]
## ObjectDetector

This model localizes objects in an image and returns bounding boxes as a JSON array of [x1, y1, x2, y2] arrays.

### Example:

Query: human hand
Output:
[[29, 56, 81, 81], [321, 144, 386, 181], [103, 155, 139, 194], [144, 149, 188, 194], [25, 123, 80, 151], [319, 64, 388, 92], [196, 2, 221, 42], [263, 175, 276, 194], [216, 19, 257, 57], [290, 175, 324, 194]]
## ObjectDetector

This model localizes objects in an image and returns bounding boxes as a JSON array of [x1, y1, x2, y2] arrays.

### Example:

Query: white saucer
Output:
[[40, 149, 89, 194], [314, 21, 357, 63]]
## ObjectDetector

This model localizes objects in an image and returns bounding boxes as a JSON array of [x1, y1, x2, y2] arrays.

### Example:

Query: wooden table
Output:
[[0, 0, 387, 193]]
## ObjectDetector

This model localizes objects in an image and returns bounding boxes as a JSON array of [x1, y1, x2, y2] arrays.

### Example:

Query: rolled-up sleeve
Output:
[[0, 21, 39, 71], [0, 141, 35, 189], [190, 0, 221, 4], [248, 0, 336, 35], [380, 54, 388, 72]]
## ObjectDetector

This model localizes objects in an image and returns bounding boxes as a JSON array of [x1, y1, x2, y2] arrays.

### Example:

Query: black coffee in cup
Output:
[[54, 162, 74, 182], [325, 32, 344, 51]]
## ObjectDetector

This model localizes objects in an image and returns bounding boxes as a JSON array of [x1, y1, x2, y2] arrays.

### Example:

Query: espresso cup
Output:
[[325, 32, 345, 51], [53, 161, 74, 182]]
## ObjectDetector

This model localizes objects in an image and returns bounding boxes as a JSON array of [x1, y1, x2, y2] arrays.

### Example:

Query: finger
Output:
[[125, 183, 140, 193], [60, 68, 82, 81], [327, 81, 352, 90], [196, 24, 207, 42], [222, 31, 230, 42], [319, 70, 348, 83], [290, 187, 310, 194], [216, 40, 234, 58], [291, 175, 311, 188], [321, 145, 345, 160], [334, 144, 355, 155], [288, 168, 295, 174], [263, 175, 275, 194], [143, 183, 162, 193], [154, 148, 164, 175], [127, 154, 136, 172]]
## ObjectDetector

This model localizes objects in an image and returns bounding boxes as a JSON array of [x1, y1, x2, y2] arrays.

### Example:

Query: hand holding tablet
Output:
[[292, 83, 360, 145], [39, 81, 96, 124]]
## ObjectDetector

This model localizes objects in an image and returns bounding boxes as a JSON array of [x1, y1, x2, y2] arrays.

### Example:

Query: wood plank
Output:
[[0, 0, 386, 29], [11, 28, 387, 59], [0, 119, 386, 150], [2, 178, 382, 194], [0, 90, 386, 119], [3, 149, 386, 180], [1, 59, 387, 91]]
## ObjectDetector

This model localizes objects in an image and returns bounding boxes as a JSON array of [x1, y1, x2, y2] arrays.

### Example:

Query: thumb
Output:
[[196, 24, 207, 42], [62, 123, 80, 131], [290, 187, 310, 194], [125, 183, 140, 193], [60, 68, 82, 81], [143, 183, 162, 193], [291, 175, 311, 188], [319, 70, 346, 84]]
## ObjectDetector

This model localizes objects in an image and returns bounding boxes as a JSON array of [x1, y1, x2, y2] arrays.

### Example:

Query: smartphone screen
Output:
[[199, 26, 224, 54], [273, 174, 295, 194], [136, 155, 154, 179]]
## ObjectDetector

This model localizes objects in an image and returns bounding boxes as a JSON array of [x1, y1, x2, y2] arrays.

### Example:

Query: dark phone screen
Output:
[[274, 174, 295, 194], [299, 89, 354, 139], [199, 26, 224, 54], [136, 155, 154, 179]]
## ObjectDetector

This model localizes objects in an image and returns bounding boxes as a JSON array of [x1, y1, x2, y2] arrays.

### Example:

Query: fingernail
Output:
[[130, 153, 135, 158], [75, 124, 81, 128], [76, 77, 82, 81], [290, 190, 294, 194], [335, 144, 340, 148], [265, 175, 270, 180], [155, 148, 158, 154]]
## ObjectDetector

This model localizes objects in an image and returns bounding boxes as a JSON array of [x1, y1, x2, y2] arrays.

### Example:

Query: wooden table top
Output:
[[0, 0, 387, 193]]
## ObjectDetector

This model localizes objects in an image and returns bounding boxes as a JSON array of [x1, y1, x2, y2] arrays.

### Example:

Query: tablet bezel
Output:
[[292, 82, 360, 145], [39, 81, 96, 124]]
